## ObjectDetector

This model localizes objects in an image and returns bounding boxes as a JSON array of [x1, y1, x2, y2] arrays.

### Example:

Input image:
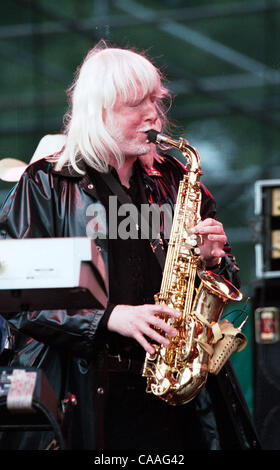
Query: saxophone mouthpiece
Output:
[[146, 130, 191, 154], [146, 129, 170, 145], [146, 129, 159, 143]]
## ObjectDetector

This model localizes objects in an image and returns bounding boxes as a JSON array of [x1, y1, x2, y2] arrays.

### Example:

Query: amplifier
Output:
[[254, 179, 280, 279], [252, 280, 280, 449]]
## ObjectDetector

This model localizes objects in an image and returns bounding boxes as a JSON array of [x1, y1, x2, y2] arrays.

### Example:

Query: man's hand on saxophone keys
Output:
[[191, 218, 228, 268], [107, 304, 180, 354]]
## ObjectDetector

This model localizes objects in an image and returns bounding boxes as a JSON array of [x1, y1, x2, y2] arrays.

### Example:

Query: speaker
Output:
[[254, 180, 280, 279], [252, 279, 280, 450]]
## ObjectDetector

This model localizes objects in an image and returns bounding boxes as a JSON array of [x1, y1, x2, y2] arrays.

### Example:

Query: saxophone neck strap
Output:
[[99, 171, 166, 270]]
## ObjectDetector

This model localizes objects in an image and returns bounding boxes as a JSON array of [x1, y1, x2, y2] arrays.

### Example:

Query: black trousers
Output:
[[103, 370, 211, 451]]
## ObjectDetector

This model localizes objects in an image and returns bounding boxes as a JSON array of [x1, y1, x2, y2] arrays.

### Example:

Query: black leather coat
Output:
[[0, 155, 259, 450]]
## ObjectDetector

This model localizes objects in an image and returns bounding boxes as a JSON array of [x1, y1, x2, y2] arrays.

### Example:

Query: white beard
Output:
[[109, 124, 151, 158]]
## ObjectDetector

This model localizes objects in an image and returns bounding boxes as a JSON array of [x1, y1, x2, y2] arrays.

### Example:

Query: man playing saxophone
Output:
[[0, 41, 258, 451]]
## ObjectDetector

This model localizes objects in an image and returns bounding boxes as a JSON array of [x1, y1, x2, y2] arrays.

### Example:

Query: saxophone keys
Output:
[[189, 346, 199, 361], [190, 234, 198, 245], [151, 378, 171, 396]]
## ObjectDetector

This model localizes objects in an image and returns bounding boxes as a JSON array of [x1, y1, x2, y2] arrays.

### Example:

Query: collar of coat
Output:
[[50, 158, 163, 179], [48, 154, 181, 206]]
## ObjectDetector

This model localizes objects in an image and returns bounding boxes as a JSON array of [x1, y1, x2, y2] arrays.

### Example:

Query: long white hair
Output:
[[55, 41, 171, 174]]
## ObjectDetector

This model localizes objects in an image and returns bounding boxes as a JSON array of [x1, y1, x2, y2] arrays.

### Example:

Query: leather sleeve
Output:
[[0, 160, 107, 359], [200, 183, 241, 288], [6, 308, 106, 359]]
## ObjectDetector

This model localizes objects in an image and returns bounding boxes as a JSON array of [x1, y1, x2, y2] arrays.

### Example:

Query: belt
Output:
[[107, 354, 144, 375]]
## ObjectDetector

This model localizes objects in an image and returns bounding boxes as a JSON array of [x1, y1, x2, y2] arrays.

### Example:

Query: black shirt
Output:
[[93, 162, 163, 357]]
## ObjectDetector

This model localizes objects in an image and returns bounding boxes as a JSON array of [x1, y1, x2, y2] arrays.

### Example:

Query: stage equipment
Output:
[[142, 130, 245, 406], [0, 367, 66, 449], [0, 236, 106, 449], [0, 237, 108, 312], [254, 179, 280, 279], [252, 179, 280, 449], [252, 280, 280, 450]]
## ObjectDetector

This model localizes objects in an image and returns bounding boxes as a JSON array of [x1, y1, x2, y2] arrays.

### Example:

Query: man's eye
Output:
[[127, 101, 139, 108], [130, 99, 144, 107]]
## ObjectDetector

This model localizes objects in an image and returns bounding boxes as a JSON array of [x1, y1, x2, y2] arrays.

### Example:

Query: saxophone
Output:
[[142, 130, 243, 406]]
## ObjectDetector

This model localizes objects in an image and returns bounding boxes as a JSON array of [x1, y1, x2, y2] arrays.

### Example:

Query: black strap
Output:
[[100, 171, 166, 270]]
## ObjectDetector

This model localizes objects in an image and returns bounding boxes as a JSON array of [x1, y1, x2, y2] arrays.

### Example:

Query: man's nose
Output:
[[144, 100, 159, 123]]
